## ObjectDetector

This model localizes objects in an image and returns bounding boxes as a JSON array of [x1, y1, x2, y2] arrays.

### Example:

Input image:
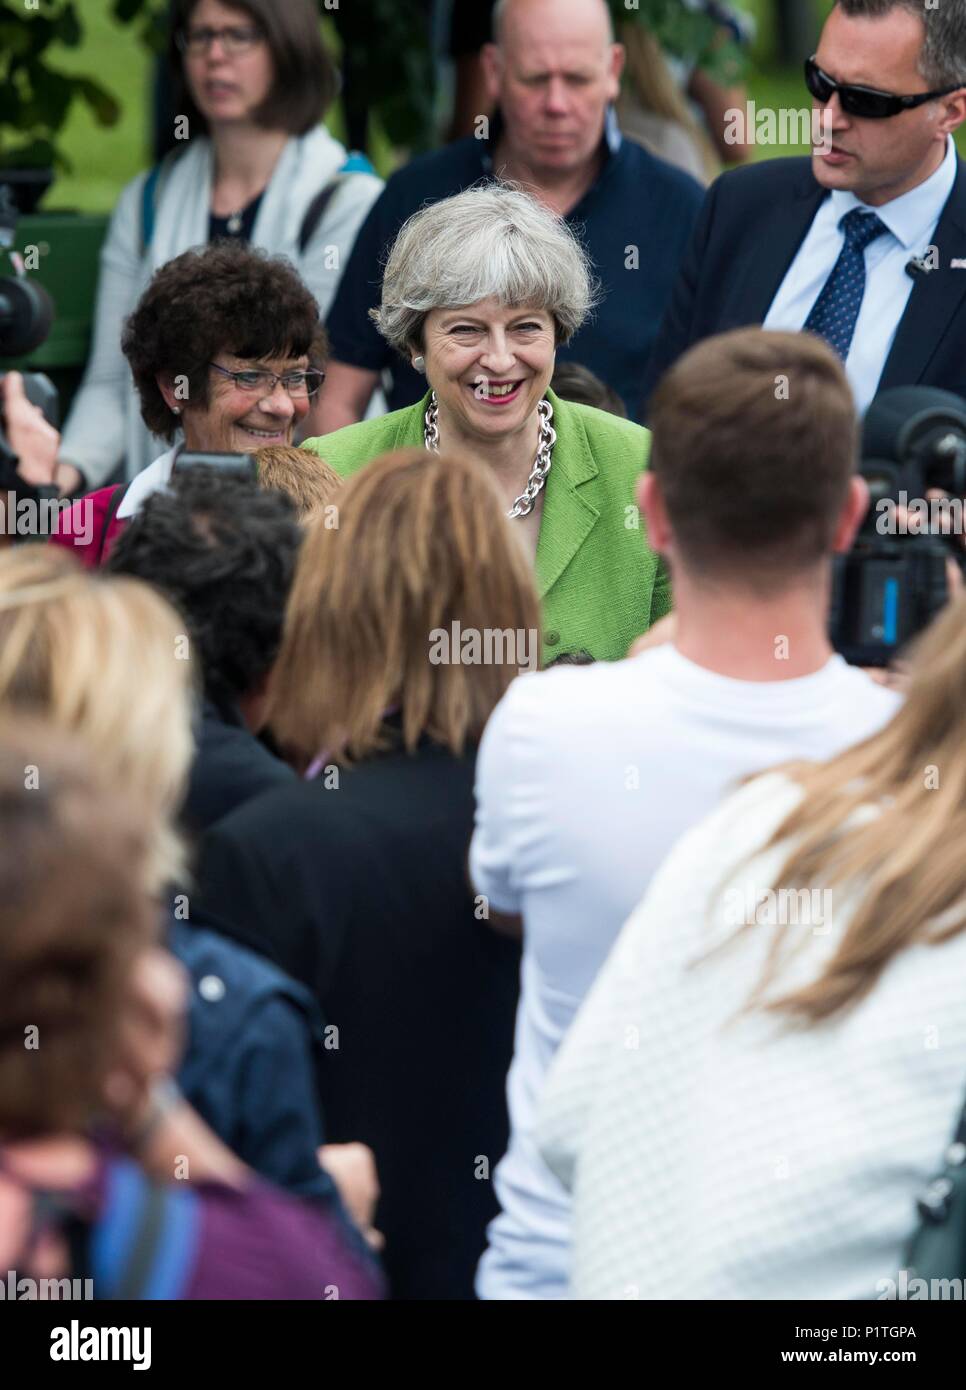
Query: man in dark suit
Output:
[[641, 0, 966, 418]]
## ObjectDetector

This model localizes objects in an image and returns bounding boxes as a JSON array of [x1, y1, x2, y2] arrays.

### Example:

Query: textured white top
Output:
[[472, 646, 900, 1299], [536, 771, 966, 1300]]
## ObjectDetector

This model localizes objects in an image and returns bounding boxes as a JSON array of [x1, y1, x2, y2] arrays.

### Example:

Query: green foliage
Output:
[[0, 0, 121, 170], [335, 0, 437, 152], [110, 0, 168, 56], [607, 0, 749, 85]]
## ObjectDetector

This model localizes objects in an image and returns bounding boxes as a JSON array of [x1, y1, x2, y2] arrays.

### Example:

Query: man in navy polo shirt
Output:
[[316, 0, 704, 430]]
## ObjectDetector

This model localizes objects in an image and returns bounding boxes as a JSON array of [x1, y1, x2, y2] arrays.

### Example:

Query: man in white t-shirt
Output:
[[471, 327, 903, 1300]]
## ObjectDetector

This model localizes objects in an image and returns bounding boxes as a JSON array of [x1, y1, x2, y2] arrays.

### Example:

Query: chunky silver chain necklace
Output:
[[423, 391, 556, 519]]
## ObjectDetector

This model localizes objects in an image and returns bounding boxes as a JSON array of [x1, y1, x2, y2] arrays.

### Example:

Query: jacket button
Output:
[[545, 630, 560, 646], [199, 974, 226, 1002], [916, 1176, 954, 1222]]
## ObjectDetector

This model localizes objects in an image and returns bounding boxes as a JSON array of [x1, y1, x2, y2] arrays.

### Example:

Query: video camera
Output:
[[830, 385, 966, 667], [0, 181, 59, 487]]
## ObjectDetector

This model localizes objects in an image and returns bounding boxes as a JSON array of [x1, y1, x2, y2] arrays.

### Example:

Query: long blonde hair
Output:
[[0, 547, 195, 890], [744, 594, 966, 1023]]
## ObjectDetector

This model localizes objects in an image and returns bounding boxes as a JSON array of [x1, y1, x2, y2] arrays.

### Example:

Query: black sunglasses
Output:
[[805, 55, 961, 119]]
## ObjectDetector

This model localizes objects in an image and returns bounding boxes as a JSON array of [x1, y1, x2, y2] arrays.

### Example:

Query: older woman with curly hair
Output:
[[51, 240, 328, 566], [303, 184, 670, 664]]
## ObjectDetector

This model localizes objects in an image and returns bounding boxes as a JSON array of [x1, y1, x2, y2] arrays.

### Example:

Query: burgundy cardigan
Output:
[[49, 484, 128, 568]]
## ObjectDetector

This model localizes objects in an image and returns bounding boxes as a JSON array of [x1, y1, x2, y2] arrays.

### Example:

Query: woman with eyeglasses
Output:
[[54, 0, 381, 498], [50, 241, 328, 567]]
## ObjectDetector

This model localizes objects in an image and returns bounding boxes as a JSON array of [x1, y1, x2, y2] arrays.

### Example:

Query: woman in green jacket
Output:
[[303, 184, 669, 663]]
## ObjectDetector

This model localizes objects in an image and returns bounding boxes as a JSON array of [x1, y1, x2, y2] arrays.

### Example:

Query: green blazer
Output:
[[302, 389, 670, 664]]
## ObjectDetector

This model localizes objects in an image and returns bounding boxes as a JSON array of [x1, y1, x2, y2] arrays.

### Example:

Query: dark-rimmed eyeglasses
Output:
[[209, 363, 326, 399], [805, 56, 962, 119], [176, 25, 264, 58]]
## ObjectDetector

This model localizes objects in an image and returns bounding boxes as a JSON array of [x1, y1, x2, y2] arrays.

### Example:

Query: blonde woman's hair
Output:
[[0, 547, 195, 891], [254, 444, 343, 522], [741, 594, 966, 1023], [617, 24, 720, 182], [269, 449, 542, 764]]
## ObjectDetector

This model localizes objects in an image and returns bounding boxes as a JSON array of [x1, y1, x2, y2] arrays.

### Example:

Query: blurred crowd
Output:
[[2, 0, 966, 1301]]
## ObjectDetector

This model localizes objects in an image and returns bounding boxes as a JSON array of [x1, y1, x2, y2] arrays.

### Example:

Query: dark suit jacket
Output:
[[181, 699, 295, 834], [639, 155, 966, 418], [195, 733, 521, 1301]]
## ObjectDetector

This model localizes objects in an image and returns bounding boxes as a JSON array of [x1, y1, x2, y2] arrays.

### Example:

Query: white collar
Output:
[[829, 137, 957, 251], [116, 446, 179, 519]]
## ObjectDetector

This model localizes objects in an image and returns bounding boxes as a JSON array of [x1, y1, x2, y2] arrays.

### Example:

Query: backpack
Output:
[[140, 148, 375, 256], [19, 1158, 200, 1300]]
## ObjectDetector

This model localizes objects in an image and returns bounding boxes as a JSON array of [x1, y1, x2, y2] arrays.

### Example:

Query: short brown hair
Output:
[[269, 449, 541, 763], [648, 328, 857, 585], [169, 0, 338, 136], [122, 242, 323, 443], [255, 445, 343, 521], [836, 0, 966, 89], [0, 720, 156, 1139]]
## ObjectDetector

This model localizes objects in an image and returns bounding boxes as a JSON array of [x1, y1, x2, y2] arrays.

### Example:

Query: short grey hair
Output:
[[370, 184, 598, 357], [836, 0, 966, 88]]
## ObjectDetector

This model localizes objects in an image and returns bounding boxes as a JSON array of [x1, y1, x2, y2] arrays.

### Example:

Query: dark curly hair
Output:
[[168, 0, 339, 136], [121, 241, 325, 442], [107, 467, 302, 716]]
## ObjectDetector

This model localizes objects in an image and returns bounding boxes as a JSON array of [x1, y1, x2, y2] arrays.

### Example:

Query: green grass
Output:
[[45, 0, 152, 212]]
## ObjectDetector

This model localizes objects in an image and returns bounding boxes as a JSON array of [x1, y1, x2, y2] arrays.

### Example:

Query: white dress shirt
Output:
[[116, 447, 178, 519], [763, 138, 957, 415]]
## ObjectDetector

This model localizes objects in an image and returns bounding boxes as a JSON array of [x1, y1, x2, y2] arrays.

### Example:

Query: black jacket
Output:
[[639, 154, 966, 417], [195, 735, 521, 1300], [182, 699, 295, 834]]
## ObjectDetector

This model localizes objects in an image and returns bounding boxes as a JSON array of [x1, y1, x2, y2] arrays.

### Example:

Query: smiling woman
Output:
[[49, 241, 328, 567], [304, 184, 671, 663]]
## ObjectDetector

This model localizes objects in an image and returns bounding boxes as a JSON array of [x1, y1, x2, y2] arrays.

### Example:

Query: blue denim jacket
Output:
[[169, 918, 338, 1209]]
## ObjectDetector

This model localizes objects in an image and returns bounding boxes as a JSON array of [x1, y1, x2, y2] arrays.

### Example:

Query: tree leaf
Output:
[[2, 136, 71, 173], [112, 0, 152, 23], [53, 2, 82, 48], [74, 75, 121, 126], [24, 61, 74, 131]]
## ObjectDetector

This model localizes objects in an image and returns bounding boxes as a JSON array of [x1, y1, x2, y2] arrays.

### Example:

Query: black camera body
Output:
[[830, 387, 966, 667], [0, 181, 59, 503]]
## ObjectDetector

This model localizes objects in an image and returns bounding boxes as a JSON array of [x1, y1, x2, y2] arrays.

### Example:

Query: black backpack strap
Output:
[[96, 483, 128, 564], [298, 177, 343, 255]]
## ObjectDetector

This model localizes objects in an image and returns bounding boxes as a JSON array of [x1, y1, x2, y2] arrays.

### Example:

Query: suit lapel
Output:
[[879, 159, 966, 392], [535, 393, 600, 600], [723, 162, 827, 324]]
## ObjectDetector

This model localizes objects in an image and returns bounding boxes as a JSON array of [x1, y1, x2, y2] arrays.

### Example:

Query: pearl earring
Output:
[[171, 406, 181, 415], [413, 355, 426, 373]]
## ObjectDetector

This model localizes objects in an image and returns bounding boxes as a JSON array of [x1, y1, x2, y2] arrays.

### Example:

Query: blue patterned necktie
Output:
[[803, 207, 889, 359]]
